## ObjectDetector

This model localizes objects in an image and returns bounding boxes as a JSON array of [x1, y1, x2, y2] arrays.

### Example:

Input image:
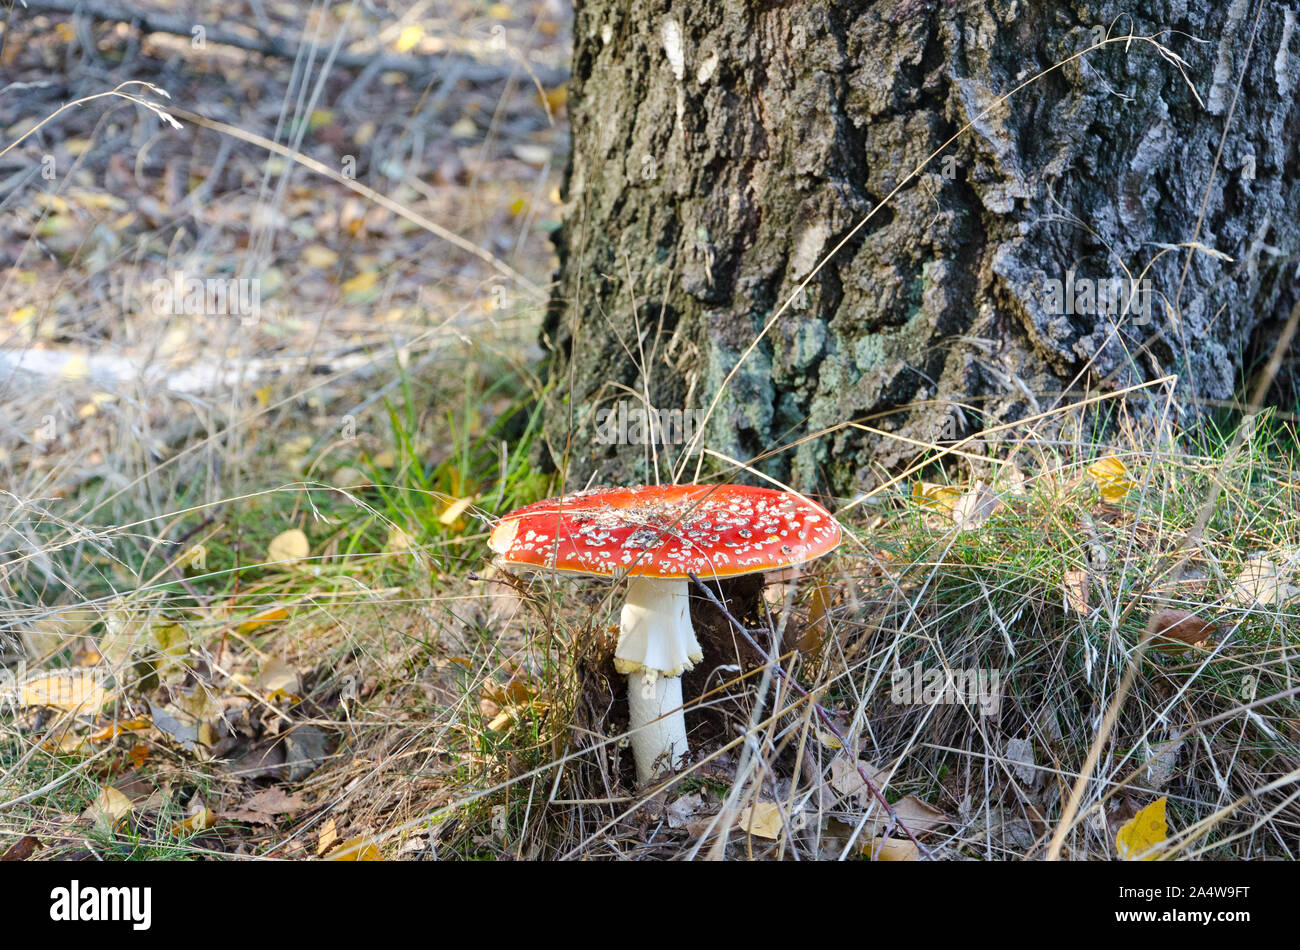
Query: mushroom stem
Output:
[[615, 576, 702, 782], [625, 672, 687, 782]]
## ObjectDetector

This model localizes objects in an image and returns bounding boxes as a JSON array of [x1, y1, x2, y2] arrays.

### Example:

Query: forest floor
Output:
[[2, 2, 1299, 861]]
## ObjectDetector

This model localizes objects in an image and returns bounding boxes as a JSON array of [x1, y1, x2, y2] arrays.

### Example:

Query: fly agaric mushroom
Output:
[[489, 484, 842, 783]]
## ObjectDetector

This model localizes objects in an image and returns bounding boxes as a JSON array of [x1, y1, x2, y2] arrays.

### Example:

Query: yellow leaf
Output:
[[172, 799, 216, 836], [912, 481, 964, 513], [18, 670, 109, 714], [64, 138, 92, 156], [735, 802, 786, 840], [60, 353, 90, 380], [341, 269, 380, 299], [83, 786, 133, 834], [1088, 455, 1136, 503], [393, 24, 423, 53], [326, 837, 381, 860], [318, 817, 338, 856], [89, 716, 152, 742], [267, 528, 309, 564], [308, 109, 334, 130], [301, 244, 339, 269], [439, 495, 475, 526], [238, 606, 290, 634], [508, 197, 528, 217], [8, 305, 36, 325], [35, 193, 69, 214], [863, 836, 920, 861], [488, 3, 511, 18], [539, 84, 567, 112], [1116, 797, 1168, 860]]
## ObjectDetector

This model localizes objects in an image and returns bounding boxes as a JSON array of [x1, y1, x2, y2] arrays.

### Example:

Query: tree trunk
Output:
[[541, 0, 1300, 495]]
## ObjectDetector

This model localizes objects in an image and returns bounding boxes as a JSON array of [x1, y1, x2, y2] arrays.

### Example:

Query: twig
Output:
[[687, 572, 934, 859]]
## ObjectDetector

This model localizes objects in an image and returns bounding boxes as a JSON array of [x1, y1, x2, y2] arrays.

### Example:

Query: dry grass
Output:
[[2, 6, 1298, 862]]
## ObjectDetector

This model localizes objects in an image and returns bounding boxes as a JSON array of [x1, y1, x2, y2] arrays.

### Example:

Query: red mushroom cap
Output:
[[489, 484, 842, 579]]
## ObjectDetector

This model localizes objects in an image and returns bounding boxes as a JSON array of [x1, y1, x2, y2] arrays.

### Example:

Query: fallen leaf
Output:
[[325, 837, 381, 860], [317, 816, 338, 855], [1116, 797, 1167, 860], [222, 787, 307, 824], [912, 481, 964, 514], [301, 244, 339, 269], [0, 836, 40, 861], [1145, 609, 1216, 653], [863, 836, 919, 861], [393, 24, 423, 53], [83, 785, 133, 834], [1064, 568, 1090, 615], [951, 481, 1001, 530], [1088, 455, 1135, 502], [1005, 737, 1039, 787], [735, 801, 790, 840], [893, 795, 950, 835], [267, 528, 309, 564], [171, 797, 216, 836], [238, 606, 290, 634], [257, 657, 301, 702], [18, 670, 108, 714], [510, 143, 551, 166], [439, 495, 476, 527], [1230, 553, 1298, 607], [87, 717, 149, 748], [341, 270, 380, 299]]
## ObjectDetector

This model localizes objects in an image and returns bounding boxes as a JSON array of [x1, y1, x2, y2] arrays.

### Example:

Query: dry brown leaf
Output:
[[1145, 609, 1217, 653], [0, 835, 40, 861], [222, 787, 307, 824], [317, 816, 338, 856], [893, 795, 950, 835], [863, 836, 919, 861], [1064, 569, 1090, 615]]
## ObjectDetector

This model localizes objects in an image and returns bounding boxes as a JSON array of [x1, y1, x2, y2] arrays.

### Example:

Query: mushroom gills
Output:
[[613, 576, 703, 682]]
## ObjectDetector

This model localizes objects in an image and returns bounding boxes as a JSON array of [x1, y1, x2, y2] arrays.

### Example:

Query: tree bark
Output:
[[541, 0, 1300, 495]]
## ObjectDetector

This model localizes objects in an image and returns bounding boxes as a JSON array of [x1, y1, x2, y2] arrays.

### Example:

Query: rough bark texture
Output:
[[541, 0, 1300, 495]]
